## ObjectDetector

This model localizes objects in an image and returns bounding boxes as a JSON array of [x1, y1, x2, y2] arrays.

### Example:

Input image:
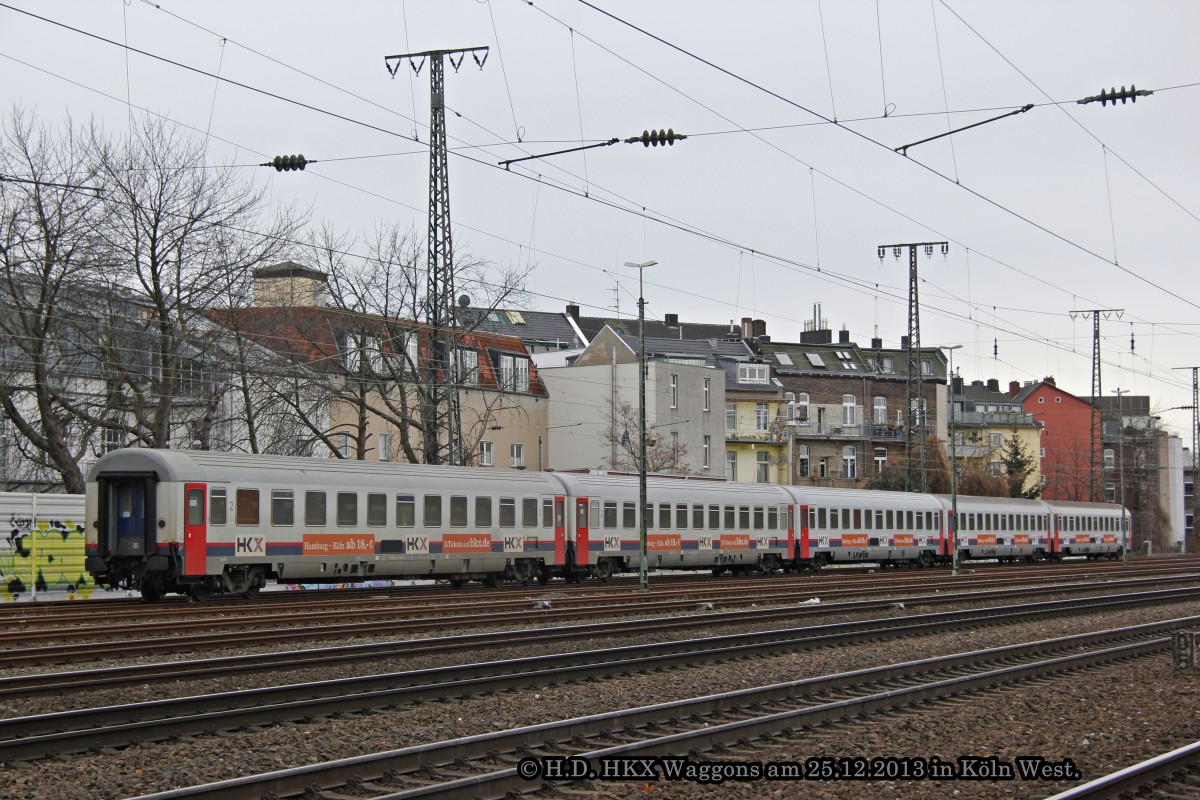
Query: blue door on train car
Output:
[[113, 481, 146, 556]]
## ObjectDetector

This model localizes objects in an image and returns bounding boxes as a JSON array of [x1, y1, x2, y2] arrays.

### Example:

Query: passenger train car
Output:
[[84, 449, 1131, 601]]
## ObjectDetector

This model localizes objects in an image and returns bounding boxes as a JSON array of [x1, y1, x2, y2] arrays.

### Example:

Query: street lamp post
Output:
[[624, 259, 657, 593], [944, 345, 963, 576]]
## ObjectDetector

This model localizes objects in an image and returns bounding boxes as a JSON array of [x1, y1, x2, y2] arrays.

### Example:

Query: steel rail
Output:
[[0, 594, 1196, 761], [1043, 740, 1200, 799], [123, 633, 1171, 800]]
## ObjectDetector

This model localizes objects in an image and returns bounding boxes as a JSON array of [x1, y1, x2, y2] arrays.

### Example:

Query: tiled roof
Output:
[[457, 308, 585, 349], [576, 315, 736, 342]]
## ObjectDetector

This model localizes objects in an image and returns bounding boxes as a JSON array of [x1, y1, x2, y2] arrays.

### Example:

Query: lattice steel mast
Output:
[[386, 47, 488, 465], [1070, 308, 1123, 501]]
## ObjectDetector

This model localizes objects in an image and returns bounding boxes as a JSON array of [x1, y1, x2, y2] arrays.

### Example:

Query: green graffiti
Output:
[[1, 515, 95, 601]]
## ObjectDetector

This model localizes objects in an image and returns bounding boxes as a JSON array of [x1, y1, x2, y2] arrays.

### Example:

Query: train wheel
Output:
[[537, 567, 550, 586], [242, 584, 261, 600], [140, 576, 163, 603], [189, 582, 212, 603]]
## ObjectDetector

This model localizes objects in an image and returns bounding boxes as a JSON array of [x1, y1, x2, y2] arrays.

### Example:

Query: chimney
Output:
[[900, 335, 910, 350], [664, 313, 679, 327], [1009, 380, 1021, 397], [838, 328, 850, 344], [871, 337, 883, 349], [986, 378, 1000, 393], [1044, 375, 1056, 387], [757, 335, 771, 343], [752, 319, 766, 338], [952, 376, 963, 394], [565, 303, 580, 321], [741, 317, 753, 338]]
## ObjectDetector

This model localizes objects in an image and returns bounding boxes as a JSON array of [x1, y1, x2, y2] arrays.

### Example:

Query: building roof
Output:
[[609, 330, 754, 368], [457, 307, 586, 350], [252, 260, 329, 282], [575, 314, 737, 342], [758, 341, 874, 376]]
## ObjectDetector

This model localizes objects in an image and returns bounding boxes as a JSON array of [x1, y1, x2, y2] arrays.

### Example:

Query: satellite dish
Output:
[[457, 294, 471, 308]]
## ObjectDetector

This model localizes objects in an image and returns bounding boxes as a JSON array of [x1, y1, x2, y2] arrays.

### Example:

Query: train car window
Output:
[[915, 511, 924, 531], [271, 490, 294, 526], [368, 493, 387, 527], [476, 497, 493, 527], [306, 491, 327, 526], [829, 509, 839, 530], [875, 510, 884, 530], [709, 505, 721, 529], [884, 510, 893, 529], [999, 514, 1007, 531], [789, 507, 796, 531], [808, 508, 817, 530], [904, 511, 913, 530], [543, 498, 553, 528], [187, 488, 205, 527], [623, 502, 636, 529], [853, 509, 862, 529], [450, 496, 468, 527], [236, 489, 260, 526], [337, 492, 358, 527], [676, 504, 689, 529], [555, 500, 565, 529], [591, 500, 601, 529], [604, 502, 618, 529], [816, 508, 826, 529], [577, 502, 588, 530], [861, 509, 871, 530], [424, 496, 442, 528], [739, 506, 751, 530], [659, 504, 672, 529], [499, 498, 516, 527], [768, 506, 778, 530], [524, 498, 539, 528], [753, 507, 764, 530], [693, 504, 705, 529], [927, 512, 935, 530], [724, 506, 736, 530], [210, 488, 227, 526], [396, 495, 415, 527], [645, 504, 654, 531]]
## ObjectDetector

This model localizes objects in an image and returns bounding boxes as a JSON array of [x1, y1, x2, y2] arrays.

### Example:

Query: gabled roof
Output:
[[1010, 378, 1086, 406], [575, 315, 736, 342], [457, 308, 586, 349]]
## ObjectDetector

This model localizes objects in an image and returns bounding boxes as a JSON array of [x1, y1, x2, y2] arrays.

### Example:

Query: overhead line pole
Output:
[[1069, 308, 1123, 501], [878, 242, 948, 493], [1174, 366, 1199, 554], [385, 47, 488, 465]]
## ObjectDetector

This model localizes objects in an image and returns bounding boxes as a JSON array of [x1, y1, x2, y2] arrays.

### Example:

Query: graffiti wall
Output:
[[1, 492, 93, 601]]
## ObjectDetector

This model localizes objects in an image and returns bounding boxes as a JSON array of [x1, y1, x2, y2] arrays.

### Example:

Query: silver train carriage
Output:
[[84, 450, 1130, 601]]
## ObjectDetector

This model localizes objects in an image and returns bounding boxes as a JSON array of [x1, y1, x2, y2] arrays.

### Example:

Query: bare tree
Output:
[[0, 108, 105, 492], [601, 399, 691, 474]]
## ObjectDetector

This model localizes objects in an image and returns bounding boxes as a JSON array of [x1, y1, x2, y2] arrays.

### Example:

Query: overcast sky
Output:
[[4, 1, 1199, 439]]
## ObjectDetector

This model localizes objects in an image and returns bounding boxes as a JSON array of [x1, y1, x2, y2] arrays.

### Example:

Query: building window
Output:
[[480, 440, 494, 467], [797, 445, 810, 477], [874, 447, 887, 474], [873, 396, 887, 425], [456, 348, 479, 387], [842, 394, 857, 426], [756, 403, 769, 431], [703, 435, 711, 469], [818, 457, 829, 478], [1038, 396, 1045, 404], [670, 431, 679, 461], [737, 363, 769, 384], [921, 359, 932, 375], [510, 442, 524, 468], [670, 374, 678, 409], [843, 446, 857, 478], [726, 450, 737, 481], [1103, 448, 1115, 468], [756, 451, 770, 483], [796, 393, 809, 423], [1104, 485, 1116, 502], [1054, 396, 1062, 403], [378, 432, 391, 461], [880, 357, 894, 373], [726, 403, 736, 431], [337, 432, 351, 458], [498, 355, 531, 392], [102, 421, 123, 454], [989, 432, 1003, 448], [703, 378, 711, 411]]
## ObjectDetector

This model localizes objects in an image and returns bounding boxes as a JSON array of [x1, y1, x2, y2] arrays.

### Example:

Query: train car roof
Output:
[[1041, 498, 1128, 513], [86, 450, 569, 493], [786, 486, 944, 507], [932, 494, 1051, 510], [549, 472, 792, 502]]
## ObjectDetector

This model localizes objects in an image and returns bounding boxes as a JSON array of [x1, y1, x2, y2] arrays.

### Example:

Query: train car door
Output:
[[798, 504, 809, 560], [1050, 513, 1060, 556], [184, 483, 207, 576], [787, 506, 796, 563], [575, 498, 590, 565], [553, 496, 566, 565], [112, 481, 147, 556]]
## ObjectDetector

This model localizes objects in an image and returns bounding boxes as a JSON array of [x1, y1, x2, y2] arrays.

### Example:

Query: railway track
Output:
[[121, 622, 1182, 800], [1044, 741, 1200, 799], [2, 572, 1198, 669], [1, 590, 1195, 761]]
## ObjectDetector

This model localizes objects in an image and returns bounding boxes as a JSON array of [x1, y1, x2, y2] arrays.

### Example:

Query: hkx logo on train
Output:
[[406, 536, 429, 554], [236, 536, 266, 555]]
